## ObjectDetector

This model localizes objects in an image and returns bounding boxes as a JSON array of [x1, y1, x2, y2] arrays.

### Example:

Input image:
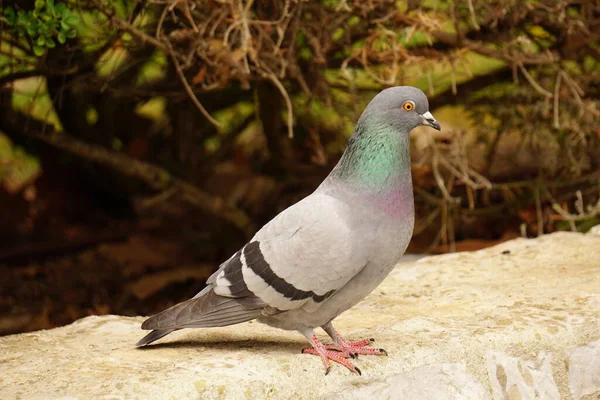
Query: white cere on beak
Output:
[[420, 111, 441, 131]]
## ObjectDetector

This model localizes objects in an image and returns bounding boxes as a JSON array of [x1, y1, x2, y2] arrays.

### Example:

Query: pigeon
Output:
[[136, 86, 441, 374]]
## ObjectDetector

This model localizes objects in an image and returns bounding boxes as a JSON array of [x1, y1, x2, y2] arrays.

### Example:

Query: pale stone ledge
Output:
[[1, 231, 599, 399]]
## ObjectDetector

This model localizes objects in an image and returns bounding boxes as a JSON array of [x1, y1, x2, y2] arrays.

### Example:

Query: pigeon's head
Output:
[[363, 86, 440, 132]]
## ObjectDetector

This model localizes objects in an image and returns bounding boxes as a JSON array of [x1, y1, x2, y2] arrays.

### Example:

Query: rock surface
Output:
[[1, 231, 599, 400]]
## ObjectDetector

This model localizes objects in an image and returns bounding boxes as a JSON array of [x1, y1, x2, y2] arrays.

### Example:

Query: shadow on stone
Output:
[[136, 337, 305, 353]]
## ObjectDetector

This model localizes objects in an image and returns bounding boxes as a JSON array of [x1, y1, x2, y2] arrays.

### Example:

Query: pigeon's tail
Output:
[[135, 328, 178, 347], [136, 289, 265, 346]]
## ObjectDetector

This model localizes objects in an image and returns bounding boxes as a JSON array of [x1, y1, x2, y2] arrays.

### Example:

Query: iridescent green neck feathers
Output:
[[320, 117, 413, 215], [328, 118, 411, 191]]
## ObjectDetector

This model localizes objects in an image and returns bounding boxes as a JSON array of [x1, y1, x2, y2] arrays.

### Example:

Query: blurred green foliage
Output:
[[4, 0, 79, 56], [0, 0, 598, 244]]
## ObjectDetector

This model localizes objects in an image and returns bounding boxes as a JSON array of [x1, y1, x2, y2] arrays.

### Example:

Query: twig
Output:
[[273, 1, 293, 56], [165, 39, 223, 128], [534, 183, 544, 236], [466, 185, 475, 210], [553, 71, 562, 129], [512, 62, 519, 84], [431, 151, 460, 204], [155, 3, 171, 38], [438, 156, 491, 189], [560, 70, 584, 96], [260, 67, 295, 138], [575, 190, 584, 215], [237, 0, 254, 74], [447, 207, 456, 252], [171, 0, 199, 33], [518, 63, 553, 98], [548, 190, 600, 231], [467, 0, 480, 31], [413, 207, 441, 235], [560, 70, 586, 116]]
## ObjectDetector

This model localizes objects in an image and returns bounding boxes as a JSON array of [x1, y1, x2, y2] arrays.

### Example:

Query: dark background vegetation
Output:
[[1, 0, 599, 335]]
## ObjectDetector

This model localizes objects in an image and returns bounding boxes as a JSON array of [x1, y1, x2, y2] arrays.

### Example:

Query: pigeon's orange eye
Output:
[[403, 101, 415, 111]]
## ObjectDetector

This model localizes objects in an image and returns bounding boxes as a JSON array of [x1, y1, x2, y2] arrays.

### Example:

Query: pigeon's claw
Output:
[[301, 347, 360, 374], [302, 336, 361, 375], [326, 331, 388, 358], [325, 341, 387, 357]]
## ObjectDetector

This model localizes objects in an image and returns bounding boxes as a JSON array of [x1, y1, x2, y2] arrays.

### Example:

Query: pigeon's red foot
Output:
[[301, 335, 361, 375], [324, 336, 388, 358]]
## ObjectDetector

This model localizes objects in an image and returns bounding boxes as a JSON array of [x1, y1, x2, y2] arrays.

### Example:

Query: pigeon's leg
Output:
[[321, 322, 388, 357], [299, 328, 361, 375]]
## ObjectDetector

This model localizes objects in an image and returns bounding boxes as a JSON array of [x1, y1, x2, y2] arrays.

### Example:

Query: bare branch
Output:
[[0, 108, 250, 234], [260, 67, 294, 139], [518, 63, 553, 98], [165, 39, 223, 128], [467, 0, 480, 31], [553, 71, 562, 129]]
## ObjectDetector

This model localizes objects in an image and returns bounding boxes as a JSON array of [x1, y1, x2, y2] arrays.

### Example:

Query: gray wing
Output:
[[231, 192, 369, 313]]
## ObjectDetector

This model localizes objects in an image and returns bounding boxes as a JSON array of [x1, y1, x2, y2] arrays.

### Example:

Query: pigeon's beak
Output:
[[420, 111, 441, 131]]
